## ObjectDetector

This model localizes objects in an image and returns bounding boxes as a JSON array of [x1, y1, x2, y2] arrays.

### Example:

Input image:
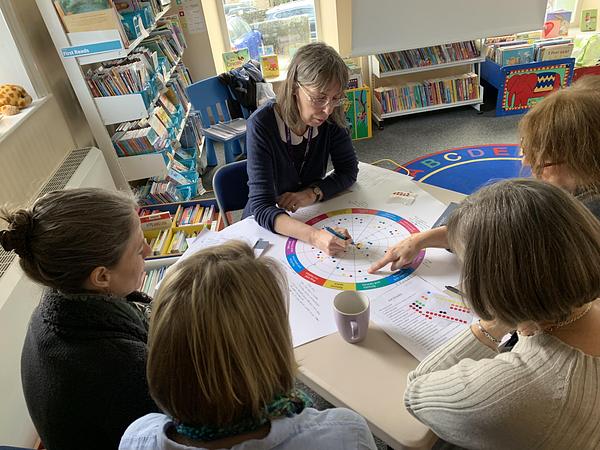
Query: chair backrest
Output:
[[213, 160, 249, 226], [186, 76, 234, 129]]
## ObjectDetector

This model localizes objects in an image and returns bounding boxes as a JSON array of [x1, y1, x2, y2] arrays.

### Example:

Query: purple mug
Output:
[[333, 291, 370, 344]]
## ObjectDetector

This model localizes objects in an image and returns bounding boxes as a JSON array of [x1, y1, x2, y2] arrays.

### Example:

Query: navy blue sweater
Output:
[[244, 101, 358, 232]]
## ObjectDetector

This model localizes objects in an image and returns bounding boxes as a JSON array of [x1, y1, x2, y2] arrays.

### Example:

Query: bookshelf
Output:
[[368, 40, 485, 128], [35, 1, 203, 199]]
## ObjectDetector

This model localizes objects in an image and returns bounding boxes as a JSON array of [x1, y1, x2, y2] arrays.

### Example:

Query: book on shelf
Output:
[[543, 19, 562, 39], [485, 35, 574, 65], [139, 211, 172, 230], [222, 48, 250, 71], [515, 30, 543, 43], [375, 41, 480, 73], [496, 44, 535, 66], [140, 266, 167, 295], [546, 10, 572, 36], [581, 9, 598, 31], [537, 42, 574, 61], [260, 54, 280, 78], [114, 0, 164, 17], [374, 72, 479, 114]]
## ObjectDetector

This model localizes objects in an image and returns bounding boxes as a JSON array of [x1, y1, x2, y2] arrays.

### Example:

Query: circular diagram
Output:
[[285, 208, 424, 290]]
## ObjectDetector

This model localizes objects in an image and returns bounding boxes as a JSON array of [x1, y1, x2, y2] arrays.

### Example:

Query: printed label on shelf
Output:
[[61, 40, 123, 59]]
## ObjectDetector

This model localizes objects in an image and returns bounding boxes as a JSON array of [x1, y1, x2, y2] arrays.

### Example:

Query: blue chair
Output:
[[213, 160, 249, 227], [186, 76, 249, 166]]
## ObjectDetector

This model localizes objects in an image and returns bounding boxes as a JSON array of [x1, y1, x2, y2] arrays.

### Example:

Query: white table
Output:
[[294, 178, 465, 450]]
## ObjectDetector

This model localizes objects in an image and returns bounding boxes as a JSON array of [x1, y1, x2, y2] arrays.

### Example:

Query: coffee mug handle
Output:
[[350, 320, 358, 341]]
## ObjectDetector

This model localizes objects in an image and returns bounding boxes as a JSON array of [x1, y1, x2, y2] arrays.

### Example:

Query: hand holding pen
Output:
[[310, 226, 353, 256]]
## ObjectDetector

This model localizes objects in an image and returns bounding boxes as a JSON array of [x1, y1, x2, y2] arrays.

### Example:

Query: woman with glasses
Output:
[[243, 42, 358, 255], [369, 76, 600, 273]]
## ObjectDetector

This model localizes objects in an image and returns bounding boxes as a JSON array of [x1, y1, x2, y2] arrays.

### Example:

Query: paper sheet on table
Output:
[[157, 163, 463, 352], [371, 277, 473, 361]]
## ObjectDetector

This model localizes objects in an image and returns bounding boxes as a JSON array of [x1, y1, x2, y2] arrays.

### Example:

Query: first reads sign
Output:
[[61, 40, 123, 58]]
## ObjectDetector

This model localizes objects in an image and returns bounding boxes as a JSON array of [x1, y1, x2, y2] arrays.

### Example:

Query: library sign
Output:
[[399, 144, 528, 195], [61, 40, 123, 59]]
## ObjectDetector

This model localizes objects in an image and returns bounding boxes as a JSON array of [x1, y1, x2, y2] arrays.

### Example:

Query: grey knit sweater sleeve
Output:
[[404, 329, 600, 450]]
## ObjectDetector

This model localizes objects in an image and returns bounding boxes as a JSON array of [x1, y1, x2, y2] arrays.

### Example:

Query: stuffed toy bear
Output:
[[0, 84, 33, 116]]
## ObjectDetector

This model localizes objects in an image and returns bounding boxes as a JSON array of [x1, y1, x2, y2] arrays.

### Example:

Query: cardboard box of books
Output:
[[55, 0, 128, 42]]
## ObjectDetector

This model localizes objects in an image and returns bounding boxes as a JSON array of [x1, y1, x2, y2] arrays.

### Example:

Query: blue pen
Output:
[[324, 226, 353, 244]]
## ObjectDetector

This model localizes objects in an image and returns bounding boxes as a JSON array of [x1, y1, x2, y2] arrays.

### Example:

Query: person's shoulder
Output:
[[119, 413, 169, 449], [292, 407, 370, 432], [248, 100, 276, 126], [577, 191, 600, 221], [272, 408, 374, 449]]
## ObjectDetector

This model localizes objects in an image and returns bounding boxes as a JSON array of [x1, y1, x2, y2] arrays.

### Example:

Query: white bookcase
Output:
[[35, 1, 196, 188], [368, 43, 485, 128]]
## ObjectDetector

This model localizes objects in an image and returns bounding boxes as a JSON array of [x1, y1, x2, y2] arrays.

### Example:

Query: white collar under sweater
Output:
[[273, 106, 319, 145]]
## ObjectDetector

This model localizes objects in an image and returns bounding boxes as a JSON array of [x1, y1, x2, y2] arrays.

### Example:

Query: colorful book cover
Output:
[[222, 48, 250, 72], [581, 9, 598, 32], [538, 43, 574, 61], [543, 19, 562, 39], [499, 45, 535, 66], [260, 54, 280, 78], [546, 10, 572, 36]]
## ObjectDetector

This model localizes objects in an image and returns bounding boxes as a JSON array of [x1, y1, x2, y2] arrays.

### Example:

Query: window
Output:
[[222, 0, 317, 72]]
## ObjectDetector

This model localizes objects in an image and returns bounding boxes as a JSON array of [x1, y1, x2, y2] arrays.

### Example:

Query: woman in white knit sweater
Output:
[[404, 179, 600, 450]]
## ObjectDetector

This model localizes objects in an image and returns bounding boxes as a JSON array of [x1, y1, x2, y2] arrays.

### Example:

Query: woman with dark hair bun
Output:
[[1, 187, 156, 450]]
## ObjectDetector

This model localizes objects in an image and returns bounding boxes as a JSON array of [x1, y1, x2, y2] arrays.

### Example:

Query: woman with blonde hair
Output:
[[369, 76, 600, 272], [405, 179, 600, 449], [120, 241, 376, 450], [244, 42, 358, 256], [0, 188, 155, 450]]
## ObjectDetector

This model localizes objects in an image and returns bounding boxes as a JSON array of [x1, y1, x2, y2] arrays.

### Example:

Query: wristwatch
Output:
[[311, 185, 323, 203]]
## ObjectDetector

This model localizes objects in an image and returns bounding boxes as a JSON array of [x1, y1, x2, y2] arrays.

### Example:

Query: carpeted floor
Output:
[[353, 104, 520, 170]]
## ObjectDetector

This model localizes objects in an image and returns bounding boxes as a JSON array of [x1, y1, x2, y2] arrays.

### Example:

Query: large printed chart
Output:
[[179, 163, 467, 358], [286, 208, 425, 290]]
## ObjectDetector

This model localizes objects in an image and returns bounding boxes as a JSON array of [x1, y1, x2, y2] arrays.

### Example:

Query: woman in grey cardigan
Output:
[[405, 179, 600, 450]]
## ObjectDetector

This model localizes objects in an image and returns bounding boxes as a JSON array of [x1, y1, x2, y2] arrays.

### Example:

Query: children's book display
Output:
[[485, 35, 575, 64], [138, 200, 224, 259], [374, 73, 479, 114], [76, 11, 203, 204], [482, 34, 575, 116], [370, 40, 484, 124], [374, 41, 479, 73], [134, 114, 206, 205]]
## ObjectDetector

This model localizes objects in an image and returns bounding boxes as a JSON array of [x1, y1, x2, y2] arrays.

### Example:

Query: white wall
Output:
[[350, 0, 548, 56], [0, 10, 36, 97]]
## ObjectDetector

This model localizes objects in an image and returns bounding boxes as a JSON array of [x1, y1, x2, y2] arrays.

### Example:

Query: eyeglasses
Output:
[[297, 83, 348, 108]]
